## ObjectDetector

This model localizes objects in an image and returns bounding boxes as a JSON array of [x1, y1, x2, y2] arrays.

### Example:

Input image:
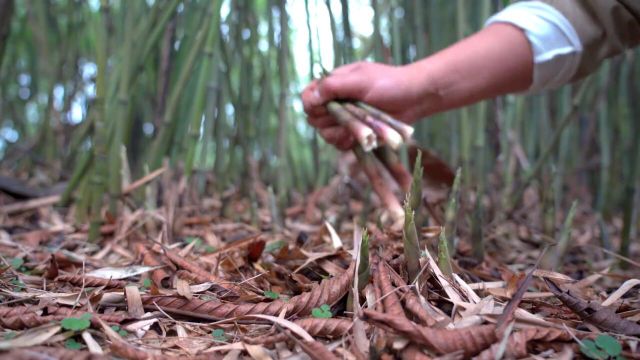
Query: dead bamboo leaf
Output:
[[244, 343, 273, 360], [362, 309, 497, 357], [0, 346, 109, 359], [125, 285, 145, 318], [87, 265, 160, 280], [176, 277, 193, 300], [601, 279, 640, 307], [473, 327, 572, 360], [324, 221, 343, 250], [545, 279, 640, 335], [247, 318, 355, 345], [143, 261, 355, 319], [81, 330, 104, 354], [56, 274, 127, 289], [0, 323, 61, 350]]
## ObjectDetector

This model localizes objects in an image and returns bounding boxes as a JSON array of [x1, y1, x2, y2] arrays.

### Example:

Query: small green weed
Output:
[[311, 304, 332, 318]]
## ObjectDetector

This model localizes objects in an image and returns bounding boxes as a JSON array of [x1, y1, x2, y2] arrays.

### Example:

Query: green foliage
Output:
[[10, 278, 25, 291], [311, 304, 332, 318], [141, 278, 152, 289], [263, 290, 280, 299], [111, 325, 129, 337], [64, 338, 84, 350], [580, 335, 624, 360], [185, 237, 202, 247], [211, 328, 227, 342], [437, 228, 453, 277], [61, 313, 92, 331], [204, 245, 216, 254], [265, 240, 285, 253], [3, 332, 16, 340], [10, 257, 24, 269], [357, 229, 370, 292]]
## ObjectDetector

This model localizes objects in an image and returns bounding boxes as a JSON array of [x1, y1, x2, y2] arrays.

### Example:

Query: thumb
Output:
[[316, 72, 368, 104]]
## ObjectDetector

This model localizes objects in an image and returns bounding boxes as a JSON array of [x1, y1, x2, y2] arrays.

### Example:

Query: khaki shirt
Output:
[[541, 0, 640, 81]]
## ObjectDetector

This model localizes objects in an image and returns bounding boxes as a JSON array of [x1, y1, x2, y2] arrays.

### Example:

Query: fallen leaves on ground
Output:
[[0, 164, 639, 359]]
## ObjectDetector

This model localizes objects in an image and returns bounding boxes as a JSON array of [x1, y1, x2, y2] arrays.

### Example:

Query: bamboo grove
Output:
[[0, 1, 638, 255]]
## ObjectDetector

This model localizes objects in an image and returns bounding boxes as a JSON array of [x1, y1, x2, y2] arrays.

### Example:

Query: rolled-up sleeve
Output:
[[486, 0, 640, 92]]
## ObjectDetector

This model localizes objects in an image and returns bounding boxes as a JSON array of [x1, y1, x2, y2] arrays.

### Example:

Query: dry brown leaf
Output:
[[375, 259, 406, 318], [0, 323, 61, 350], [143, 261, 355, 319], [0, 346, 109, 360], [601, 279, 640, 307], [297, 339, 340, 360], [125, 285, 145, 318], [247, 318, 355, 345], [473, 327, 572, 360], [135, 243, 172, 287], [362, 309, 497, 357], [55, 274, 128, 289], [176, 277, 193, 300], [545, 279, 640, 335]]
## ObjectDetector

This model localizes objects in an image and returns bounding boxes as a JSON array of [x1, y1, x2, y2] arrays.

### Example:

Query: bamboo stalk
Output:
[[509, 79, 593, 211], [184, 0, 223, 177], [149, 3, 214, 168]]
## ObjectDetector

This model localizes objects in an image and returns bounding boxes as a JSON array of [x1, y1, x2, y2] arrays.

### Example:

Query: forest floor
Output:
[[0, 155, 639, 359]]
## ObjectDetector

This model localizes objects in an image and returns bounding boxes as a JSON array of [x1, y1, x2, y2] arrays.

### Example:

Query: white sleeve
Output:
[[485, 1, 582, 92]]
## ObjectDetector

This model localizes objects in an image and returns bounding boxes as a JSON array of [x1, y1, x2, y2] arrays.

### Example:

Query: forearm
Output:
[[403, 23, 533, 119]]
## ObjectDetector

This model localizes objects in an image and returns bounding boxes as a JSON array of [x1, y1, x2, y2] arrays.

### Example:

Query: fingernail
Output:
[[311, 89, 322, 104]]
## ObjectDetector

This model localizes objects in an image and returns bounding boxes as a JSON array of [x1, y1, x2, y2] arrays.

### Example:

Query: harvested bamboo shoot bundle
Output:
[[353, 146, 404, 223], [355, 101, 414, 142], [343, 103, 403, 149], [373, 147, 412, 192], [326, 101, 378, 151]]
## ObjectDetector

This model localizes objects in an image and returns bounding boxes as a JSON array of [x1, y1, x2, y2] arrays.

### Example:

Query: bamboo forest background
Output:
[[0, 1, 638, 250]]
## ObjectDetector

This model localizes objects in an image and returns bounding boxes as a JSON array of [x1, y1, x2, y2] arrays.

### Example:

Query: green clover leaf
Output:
[[111, 325, 128, 337], [264, 290, 280, 300], [595, 335, 622, 357], [10, 258, 24, 269], [311, 304, 332, 318], [185, 237, 202, 247], [61, 314, 92, 331], [580, 339, 610, 359], [64, 338, 84, 350], [265, 240, 285, 253], [212, 328, 227, 341], [141, 278, 152, 289]]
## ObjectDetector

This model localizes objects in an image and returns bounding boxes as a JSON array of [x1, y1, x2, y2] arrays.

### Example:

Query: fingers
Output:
[[307, 114, 336, 129], [301, 61, 373, 151], [316, 70, 368, 103], [318, 126, 356, 151], [301, 80, 325, 116], [302, 62, 371, 114]]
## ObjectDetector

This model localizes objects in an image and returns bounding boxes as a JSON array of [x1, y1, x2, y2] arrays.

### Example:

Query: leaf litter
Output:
[[0, 154, 639, 359]]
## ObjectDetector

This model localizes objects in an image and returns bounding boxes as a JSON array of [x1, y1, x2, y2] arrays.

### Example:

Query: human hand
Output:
[[301, 61, 435, 150]]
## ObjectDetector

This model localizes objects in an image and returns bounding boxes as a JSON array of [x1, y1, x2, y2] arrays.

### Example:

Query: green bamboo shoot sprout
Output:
[[403, 196, 421, 283]]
